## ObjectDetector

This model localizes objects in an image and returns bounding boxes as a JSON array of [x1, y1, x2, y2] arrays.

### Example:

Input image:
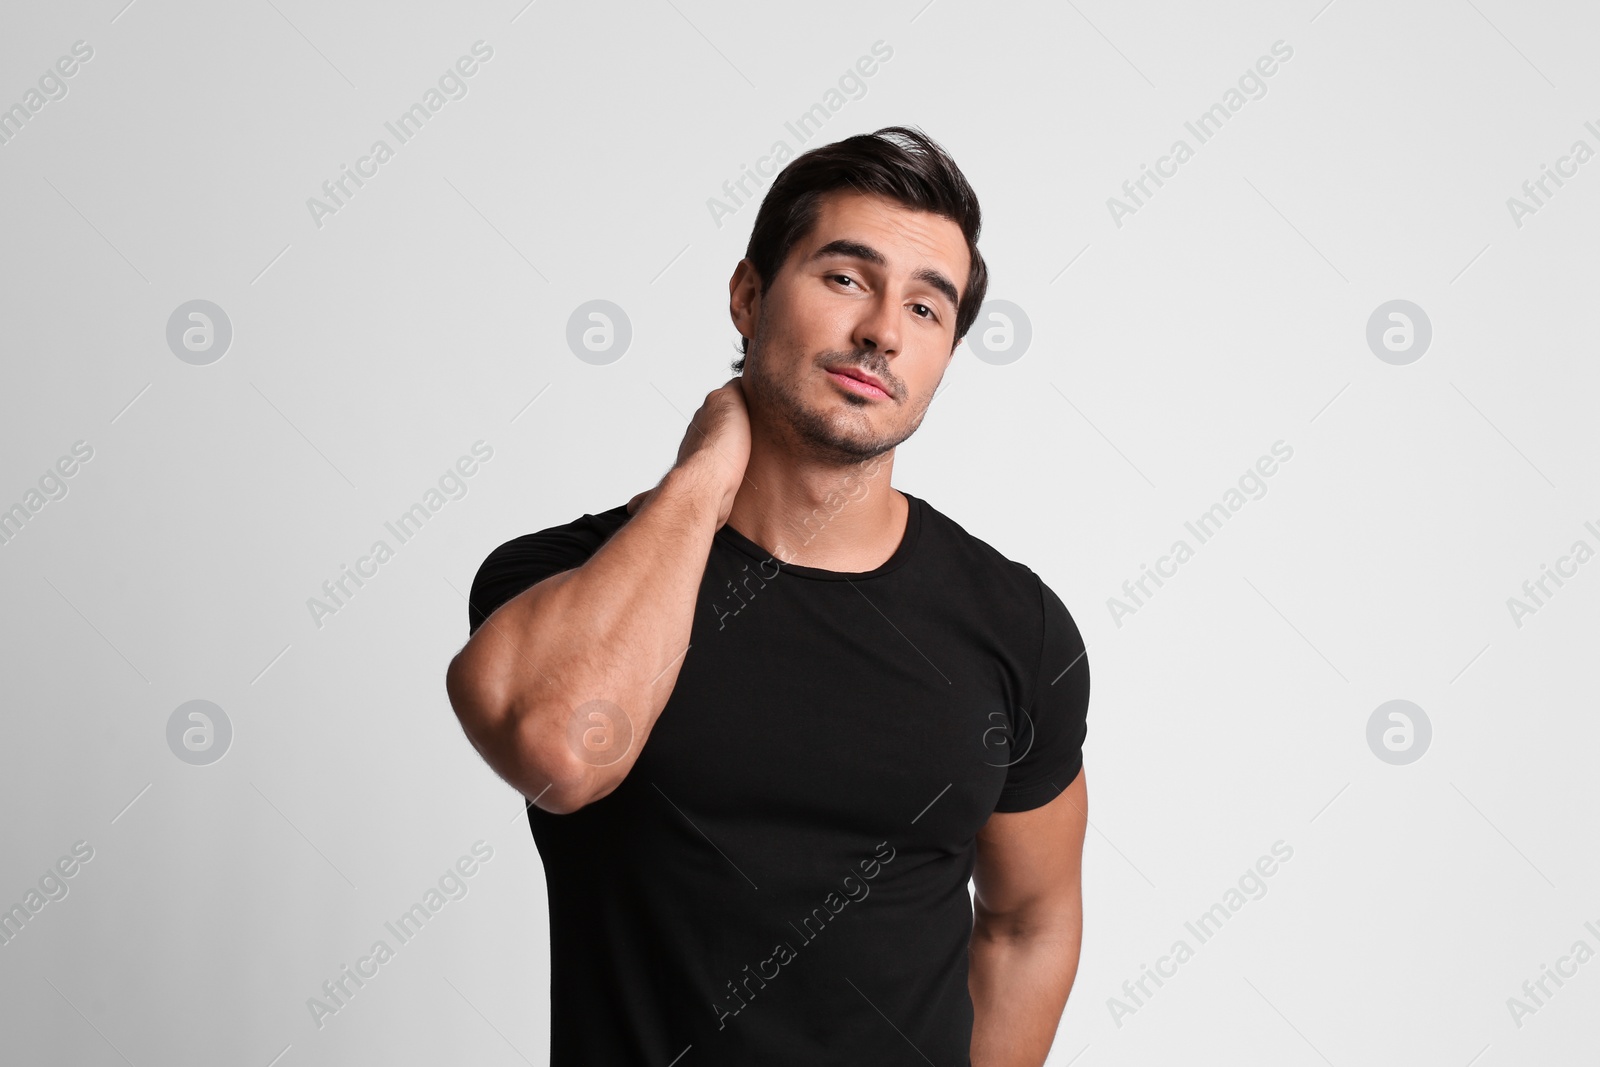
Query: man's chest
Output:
[[629, 557, 1031, 860]]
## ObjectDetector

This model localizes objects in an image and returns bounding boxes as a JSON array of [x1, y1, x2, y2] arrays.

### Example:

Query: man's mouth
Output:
[[824, 365, 891, 400]]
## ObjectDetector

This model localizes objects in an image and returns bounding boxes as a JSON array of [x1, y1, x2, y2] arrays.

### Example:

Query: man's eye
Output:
[[912, 304, 935, 320], [830, 274, 858, 288]]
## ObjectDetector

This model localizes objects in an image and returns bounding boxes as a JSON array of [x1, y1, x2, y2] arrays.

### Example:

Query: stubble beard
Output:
[[743, 305, 935, 468]]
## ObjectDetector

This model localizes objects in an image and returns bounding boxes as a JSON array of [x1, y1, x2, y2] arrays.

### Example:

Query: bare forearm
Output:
[[447, 461, 721, 810], [969, 914, 1082, 1067]]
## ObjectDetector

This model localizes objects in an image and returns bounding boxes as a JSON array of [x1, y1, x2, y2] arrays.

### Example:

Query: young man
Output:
[[446, 126, 1091, 1066]]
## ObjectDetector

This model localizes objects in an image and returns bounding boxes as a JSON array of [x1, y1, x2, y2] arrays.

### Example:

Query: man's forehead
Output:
[[803, 191, 969, 287]]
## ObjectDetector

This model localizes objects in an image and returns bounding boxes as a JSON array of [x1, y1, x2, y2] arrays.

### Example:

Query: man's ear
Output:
[[729, 259, 760, 342]]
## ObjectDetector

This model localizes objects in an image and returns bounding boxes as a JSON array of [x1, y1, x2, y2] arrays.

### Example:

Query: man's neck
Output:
[[723, 439, 904, 573]]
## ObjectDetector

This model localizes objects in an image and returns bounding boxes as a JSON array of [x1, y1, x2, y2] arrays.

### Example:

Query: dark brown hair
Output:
[[731, 125, 987, 372]]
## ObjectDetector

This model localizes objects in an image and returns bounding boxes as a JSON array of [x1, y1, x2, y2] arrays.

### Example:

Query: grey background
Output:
[[2, 0, 1595, 1064]]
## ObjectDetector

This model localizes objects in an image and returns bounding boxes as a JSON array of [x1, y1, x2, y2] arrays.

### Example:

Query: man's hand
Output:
[[628, 377, 751, 527]]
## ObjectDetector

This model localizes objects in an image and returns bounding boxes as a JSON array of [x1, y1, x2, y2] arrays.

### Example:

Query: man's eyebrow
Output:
[[808, 238, 961, 314]]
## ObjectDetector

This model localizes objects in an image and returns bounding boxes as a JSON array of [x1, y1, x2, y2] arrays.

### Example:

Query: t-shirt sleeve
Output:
[[465, 508, 626, 637], [993, 573, 1091, 813]]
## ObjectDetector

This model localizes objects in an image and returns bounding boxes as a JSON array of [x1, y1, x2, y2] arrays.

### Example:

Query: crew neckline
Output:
[[714, 489, 923, 581]]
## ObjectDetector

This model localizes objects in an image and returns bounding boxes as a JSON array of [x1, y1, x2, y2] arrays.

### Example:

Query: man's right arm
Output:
[[446, 462, 721, 814], [445, 379, 750, 815]]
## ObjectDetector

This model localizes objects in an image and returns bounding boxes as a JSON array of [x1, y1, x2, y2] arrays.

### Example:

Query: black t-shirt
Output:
[[465, 489, 1090, 1066]]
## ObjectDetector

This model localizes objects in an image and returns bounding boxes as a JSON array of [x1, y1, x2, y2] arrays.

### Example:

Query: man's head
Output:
[[729, 126, 987, 466]]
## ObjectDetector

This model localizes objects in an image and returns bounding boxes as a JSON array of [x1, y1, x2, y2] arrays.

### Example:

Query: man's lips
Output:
[[825, 366, 891, 399]]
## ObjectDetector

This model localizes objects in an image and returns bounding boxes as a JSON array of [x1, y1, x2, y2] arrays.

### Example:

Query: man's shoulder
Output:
[[486, 502, 631, 561], [908, 490, 1041, 594], [465, 502, 630, 634], [909, 492, 1088, 696]]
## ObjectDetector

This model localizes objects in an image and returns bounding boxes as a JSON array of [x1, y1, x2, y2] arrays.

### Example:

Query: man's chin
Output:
[[798, 424, 901, 465]]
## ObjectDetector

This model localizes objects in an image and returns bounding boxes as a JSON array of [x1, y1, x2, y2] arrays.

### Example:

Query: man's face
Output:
[[733, 190, 969, 465]]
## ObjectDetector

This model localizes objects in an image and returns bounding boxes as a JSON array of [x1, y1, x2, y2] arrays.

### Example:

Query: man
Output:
[[446, 126, 1091, 1066]]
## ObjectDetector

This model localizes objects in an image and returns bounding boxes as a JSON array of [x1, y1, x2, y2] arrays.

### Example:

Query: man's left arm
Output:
[[969, 765, 1088, 1067]]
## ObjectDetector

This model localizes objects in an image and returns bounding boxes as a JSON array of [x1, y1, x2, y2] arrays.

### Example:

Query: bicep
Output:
[[463, 564, 580, 649], [454, 517, 617, 717], [450, 564, 580, 712], [972, 764, 1088, 932]]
